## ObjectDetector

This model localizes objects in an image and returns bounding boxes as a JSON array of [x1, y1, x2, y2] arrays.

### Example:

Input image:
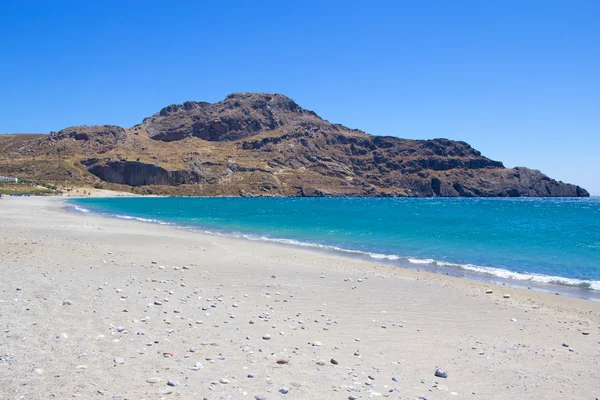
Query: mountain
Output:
[[0, 93, 589, 197]]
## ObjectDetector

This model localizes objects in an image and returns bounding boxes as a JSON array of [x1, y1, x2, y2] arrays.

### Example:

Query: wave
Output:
[[113, 214, 171, 225], [66, 202, 600, 292], [410, 258, 600, 291], [71, 205, 91, 213]]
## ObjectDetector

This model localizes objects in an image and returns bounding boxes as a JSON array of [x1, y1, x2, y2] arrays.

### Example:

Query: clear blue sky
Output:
[[1, 1, 598, 194]]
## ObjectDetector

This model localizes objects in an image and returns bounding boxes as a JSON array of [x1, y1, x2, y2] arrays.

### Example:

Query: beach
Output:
[[1, 197, 598, 400]]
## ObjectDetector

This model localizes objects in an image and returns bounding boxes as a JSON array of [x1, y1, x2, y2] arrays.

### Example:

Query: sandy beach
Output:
[[0, 196, 598, 400]]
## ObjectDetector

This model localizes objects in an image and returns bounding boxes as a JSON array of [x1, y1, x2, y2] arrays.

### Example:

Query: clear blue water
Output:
[[70, 197, 600, 291]]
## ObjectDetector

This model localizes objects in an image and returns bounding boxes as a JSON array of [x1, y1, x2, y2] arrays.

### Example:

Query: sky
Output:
[[1, 1, 598, 194]]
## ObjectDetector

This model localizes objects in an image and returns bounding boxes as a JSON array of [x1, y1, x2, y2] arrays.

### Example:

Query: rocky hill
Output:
[[0, 93, 589, 197]]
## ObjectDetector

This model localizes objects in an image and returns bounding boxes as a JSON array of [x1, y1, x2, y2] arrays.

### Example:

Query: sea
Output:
[[68, 197, 600, 296]]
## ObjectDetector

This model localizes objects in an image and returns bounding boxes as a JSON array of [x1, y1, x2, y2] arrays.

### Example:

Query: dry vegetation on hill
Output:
[[0, 93, 589, 197]]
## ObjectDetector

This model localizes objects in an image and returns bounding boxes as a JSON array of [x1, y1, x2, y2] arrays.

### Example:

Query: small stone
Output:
[[255, 396, 266, 400], [562, 343, 569, 347], [485, 290, 493, 294], [503, 294, 510, 299], [582, 331, 590, 335], [157, 388, 173, 395], [276, 358, 289, 364], [63, 300, 72, 306], [219, 378, 230, 384], [279, 387, 290, 394], [330, 358, 339, 365], [191, 362, 204, 370], [154, 300, 162, 305], [262, 334, 272, 340], [316, 360, 326, 366], [312, 341, 322, 346], [392, 376, 400, 382], [247, 373, 255, 378], [434, 368, 448, 378], [114, 357, 124, 364], [167, 379, 180, 387], [147, 377, 161, 384]]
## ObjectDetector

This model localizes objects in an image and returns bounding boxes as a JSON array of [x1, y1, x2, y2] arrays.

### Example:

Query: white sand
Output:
[[0, 197, 598, 400]]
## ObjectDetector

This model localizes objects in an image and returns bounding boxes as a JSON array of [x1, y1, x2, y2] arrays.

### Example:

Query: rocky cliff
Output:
[[0, 93, 589, 197]]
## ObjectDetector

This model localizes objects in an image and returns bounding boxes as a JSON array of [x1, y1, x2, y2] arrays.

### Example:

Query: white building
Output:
[[0, 176, 18, 183]]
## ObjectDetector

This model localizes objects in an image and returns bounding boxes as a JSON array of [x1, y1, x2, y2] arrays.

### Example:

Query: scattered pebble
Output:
[[434, 368, 448, 378], [191, 362, 204, 370]]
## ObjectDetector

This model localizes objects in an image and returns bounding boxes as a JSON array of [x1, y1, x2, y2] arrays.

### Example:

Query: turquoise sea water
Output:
[[70, 197, 600, 291]]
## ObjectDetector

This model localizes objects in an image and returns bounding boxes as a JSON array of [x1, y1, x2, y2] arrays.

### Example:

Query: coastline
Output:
[[1, 196, 599, 399], [68, 196, 600, 299]]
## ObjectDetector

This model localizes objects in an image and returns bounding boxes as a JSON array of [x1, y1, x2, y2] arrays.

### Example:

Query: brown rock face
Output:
[[141, 93, 320, 142], [0, 93, 590, 197]]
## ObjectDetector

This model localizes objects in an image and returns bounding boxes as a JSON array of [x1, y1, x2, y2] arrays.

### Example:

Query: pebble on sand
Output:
[[503, 294, 511, 299], [191, 362, 204, 370], [147, 377, 161, 384], [330, 358, 339, 365], [262, 334, 272, 340], [279, 387, 290, 394], [434, 368, 448, 378]]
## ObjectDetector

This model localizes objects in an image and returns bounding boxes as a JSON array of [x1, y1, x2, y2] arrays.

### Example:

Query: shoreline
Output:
[[66, 197, 600, 300], [1, 196, 599, 399]]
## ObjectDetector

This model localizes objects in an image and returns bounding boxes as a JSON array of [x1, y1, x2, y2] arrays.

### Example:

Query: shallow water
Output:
[[70, 197, 600, 292]]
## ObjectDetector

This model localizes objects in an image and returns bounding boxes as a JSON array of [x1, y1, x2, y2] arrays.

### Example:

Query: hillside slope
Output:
[[0, 93, 589, 197]]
